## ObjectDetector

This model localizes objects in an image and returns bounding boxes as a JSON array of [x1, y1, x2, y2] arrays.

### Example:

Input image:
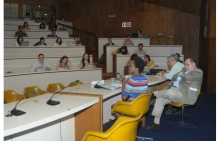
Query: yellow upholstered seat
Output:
[[23, 86, 47, 98], [81, 113, 142, 141], [47, 83, 65, 92], [69, 81, 84, 86], [112, 92, 153, 127], [169, 88, 201, 128], [4, 90, 24, 103]]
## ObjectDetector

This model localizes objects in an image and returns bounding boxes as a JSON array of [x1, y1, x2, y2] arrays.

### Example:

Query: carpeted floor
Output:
[[103, 93, 216, 141]]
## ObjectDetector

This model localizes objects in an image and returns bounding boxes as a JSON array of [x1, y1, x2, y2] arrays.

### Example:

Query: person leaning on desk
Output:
[[111, 45, 129, 55], [157, 54, 185, 80], [112, 56, 148, 118]]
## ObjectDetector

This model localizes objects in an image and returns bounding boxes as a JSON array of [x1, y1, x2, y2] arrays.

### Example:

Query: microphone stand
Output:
[[5, 92, 38, 117], [47, 80, 79, 106]]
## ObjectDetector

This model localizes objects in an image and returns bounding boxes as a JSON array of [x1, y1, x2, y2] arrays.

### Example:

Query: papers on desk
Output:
[[100, 83, 122, 90]]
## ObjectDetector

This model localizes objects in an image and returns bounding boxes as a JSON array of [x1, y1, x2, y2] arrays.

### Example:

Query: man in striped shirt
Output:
[[122, 56, 148, 101]]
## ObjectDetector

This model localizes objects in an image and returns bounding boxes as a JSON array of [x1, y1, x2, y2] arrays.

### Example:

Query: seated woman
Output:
[[23, 22, 31, 30], [39, 23, 46, 30], [126, 54, 138, 67], [80, 53, 96, 69], [137, 29, 143, 38], [104, 37, 115, 46], [54, 37, 67, 47], [56, 55, 73, 70], [33, 37, 47, 46], [144, 55, 155, 69], [15, 36, 23, 47], [112, 46, 129, 55]]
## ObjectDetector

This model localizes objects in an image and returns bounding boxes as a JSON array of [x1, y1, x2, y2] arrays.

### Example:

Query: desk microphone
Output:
[[6, 92, 38, 117], [47, 80, 79, 106], [94, 80, 103, 88]]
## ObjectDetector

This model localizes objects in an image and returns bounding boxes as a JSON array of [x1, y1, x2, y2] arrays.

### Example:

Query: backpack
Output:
[[99, 54, 105, 64]]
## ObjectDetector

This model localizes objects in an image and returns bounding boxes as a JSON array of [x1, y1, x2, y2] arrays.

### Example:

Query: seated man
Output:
[[33, 37, 47, 46], [147, 58, 203, 130], [47, 29, 58, 37], [14, 26, 28, 37], [157, 54, 185, 80], [31, 53, 52, 72], [112, 57, 148, 118], [73, 35, 82, 46], [133, 43, 147, 55]]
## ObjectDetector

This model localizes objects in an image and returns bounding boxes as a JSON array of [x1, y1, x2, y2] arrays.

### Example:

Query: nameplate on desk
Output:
[[99, 84, 122, 90]]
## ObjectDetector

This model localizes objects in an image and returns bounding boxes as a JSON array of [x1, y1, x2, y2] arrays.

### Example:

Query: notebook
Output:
[[100, 84, 122, 90], [67, 41, 76, 46], [20, 41, 29, 46]]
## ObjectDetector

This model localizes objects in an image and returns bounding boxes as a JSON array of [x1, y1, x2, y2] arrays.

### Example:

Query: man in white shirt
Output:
[[157, 54, 185, 80], [31, 53, 52, 72], [133, 43, 147, 55]]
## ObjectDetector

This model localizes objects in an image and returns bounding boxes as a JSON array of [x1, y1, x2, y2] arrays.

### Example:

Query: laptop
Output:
[[132, 33, 138, 38], [20, 41, 29, 46], [84, 63, 93, 69], [67, 40, 76, 46]]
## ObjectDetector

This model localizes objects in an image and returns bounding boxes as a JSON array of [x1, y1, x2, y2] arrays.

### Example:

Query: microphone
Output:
[[94, 80, 103, 88], [6, 92, 38, 117], [47, 80, 79, 106]]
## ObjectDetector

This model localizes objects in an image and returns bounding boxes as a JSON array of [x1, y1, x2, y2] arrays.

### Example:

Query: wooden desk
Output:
[[4, 94, 100, 141], [62, 76, 167, 123]]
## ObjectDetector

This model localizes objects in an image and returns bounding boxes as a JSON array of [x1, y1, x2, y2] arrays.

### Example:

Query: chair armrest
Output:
[[81, 131, 109, 141]]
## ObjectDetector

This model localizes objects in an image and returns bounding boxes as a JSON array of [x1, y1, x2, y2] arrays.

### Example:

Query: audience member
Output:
[[23, 22, 30, 31], [33, 37, 47, 46], [35, 17, 41, 23], [123, 35, 134, 46], [15, 36, 23, 47], [14, 26, 28, 37], [80, 53, 96, 69], [157, 54, 185, 80], [39, 23, 46, 30], [126, 54, 138, 67], [48, 15, 56, 30], [137, 30, 143, 38], [47, 29, 58, 38], [105, 37, 115, 46], [147, 58, 203, 130], [25, 12, 30, 19], [144, 55, 155, 69], [73, 35, 82, 46], [56, 55, 73, 70], [176, 53, 183, 63], [30, 53, 52, 72], [112, 56, 148, 118], [133, 43, 147, 55], [54, 37, 66, 47], [112, 46, 129, 55]]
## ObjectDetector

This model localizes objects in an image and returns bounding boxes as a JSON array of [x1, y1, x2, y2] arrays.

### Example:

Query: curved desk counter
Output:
[[4, 94, 100, 141], [62, 75, 167, 123], [4, 69, 102, 94]]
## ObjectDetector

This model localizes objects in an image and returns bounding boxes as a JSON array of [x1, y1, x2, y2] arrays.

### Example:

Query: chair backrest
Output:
[[4, 90, 24, 103], [69, 81, 83, 86], [24, 86, 47, 98], [112, 92, 153, 117], [47, 83, 65, 92], [82, 113, 142, 141]]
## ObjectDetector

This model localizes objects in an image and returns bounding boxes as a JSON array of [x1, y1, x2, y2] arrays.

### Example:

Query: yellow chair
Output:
[[112, 92, 153, 127], [4, 90, 24, 103], [47, 83, 65, 92], [81, 113, 142, 141], [69, 81, 83, 86], [23, 86, 47, 98], [169, 88, 201, 128]]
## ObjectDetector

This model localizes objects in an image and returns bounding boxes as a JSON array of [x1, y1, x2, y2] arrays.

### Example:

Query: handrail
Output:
[[57, 23, 96, 36]]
